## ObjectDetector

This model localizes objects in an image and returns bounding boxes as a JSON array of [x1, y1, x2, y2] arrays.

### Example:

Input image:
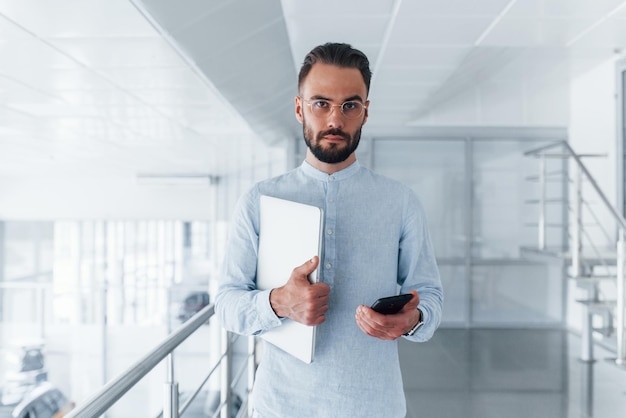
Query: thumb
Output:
[[404, 290, 420, 311], [302, 255, 320, 274], [293, 256, 319, 282]]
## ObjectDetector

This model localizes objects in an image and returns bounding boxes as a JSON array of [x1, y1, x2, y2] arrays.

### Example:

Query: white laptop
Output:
[[257, 195, 324, 363]]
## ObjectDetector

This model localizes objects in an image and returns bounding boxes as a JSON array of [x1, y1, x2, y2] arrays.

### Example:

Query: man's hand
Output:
[[355, 290, 421, 340], [269, 256, 331, 326]]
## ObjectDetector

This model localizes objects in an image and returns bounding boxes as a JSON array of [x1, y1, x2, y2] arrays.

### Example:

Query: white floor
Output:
[[400, 329, 626, 418]]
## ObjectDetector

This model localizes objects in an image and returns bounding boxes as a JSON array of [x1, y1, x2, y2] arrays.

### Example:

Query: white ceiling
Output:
[[2, 0, 626, 188]]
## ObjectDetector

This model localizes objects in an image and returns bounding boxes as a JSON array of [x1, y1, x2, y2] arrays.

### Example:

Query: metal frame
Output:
[[616, 58, 626, 219], [464, 138, 473, 329]]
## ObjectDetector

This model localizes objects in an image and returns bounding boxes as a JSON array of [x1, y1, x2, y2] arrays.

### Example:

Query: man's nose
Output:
[[327, 106, 345, 129]]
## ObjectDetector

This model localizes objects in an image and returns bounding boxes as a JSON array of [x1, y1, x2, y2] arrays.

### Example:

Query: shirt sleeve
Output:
[[397, 190, 444, 342], [214, 187, 283, 335]]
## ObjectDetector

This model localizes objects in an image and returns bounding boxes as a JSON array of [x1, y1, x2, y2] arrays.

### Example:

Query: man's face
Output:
[[296, 63, 369, 165]]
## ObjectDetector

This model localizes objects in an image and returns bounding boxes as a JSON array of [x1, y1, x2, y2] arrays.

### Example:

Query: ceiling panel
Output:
[[285, 15, 389, 55], [195, 23, 292, 86], [8, 102, 102, 118], [0, 77, 61, 104], [49, 37, 184, 68], [0, 14, 29, 39], [129, 0, 231, 34], [382, 45, 471, 68], [376, 66, 457, 84], [481, 17, 594, 46], [130, 88, 223, 106], [54, 89, 145, 106], [165, 0, 284, 59], [98, 66, 209, 90], [389, 15, 493, 46], [399, 0, 513, 16], [569, 16, 626, 48], [282, 0, 394, 17], [133, 0, 298, 145], [507, 0, 626, 18], [8, 68, 118, 93], [0, 39, 81, 71], [0, 0, 155, 37]]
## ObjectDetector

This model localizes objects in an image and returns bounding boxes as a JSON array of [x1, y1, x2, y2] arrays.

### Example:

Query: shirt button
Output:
[[326, 228, 333, 235], [329, 176, 335, 182], [325, 263, 332, 269], [328, 197, 334, 203]]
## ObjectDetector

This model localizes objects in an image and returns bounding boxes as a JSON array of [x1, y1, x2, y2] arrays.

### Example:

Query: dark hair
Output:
[[298, 42, 372, 95]]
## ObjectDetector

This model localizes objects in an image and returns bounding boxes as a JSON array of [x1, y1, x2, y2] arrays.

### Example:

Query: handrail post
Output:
[[617, 228, 626, 365], [572, 164, 582, 277], [581, 290, 596, 363], [220, 329, 232, 418], [163, 353, 179, 418], [573, 164, 594, 362], [247, 336, 256, 418], [539, 155, 547, 250]]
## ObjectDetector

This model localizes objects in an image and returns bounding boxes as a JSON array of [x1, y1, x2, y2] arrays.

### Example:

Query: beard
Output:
[[303, 117, 362, 164]]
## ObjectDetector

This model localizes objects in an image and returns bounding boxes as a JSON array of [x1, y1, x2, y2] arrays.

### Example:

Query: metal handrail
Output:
[[525, 141, 626, 230], [65, 304, 216, 418], [525, 140, 626, 364]]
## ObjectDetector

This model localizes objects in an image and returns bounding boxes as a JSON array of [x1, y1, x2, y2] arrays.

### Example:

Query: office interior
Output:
[[1, 0, 626, 417]]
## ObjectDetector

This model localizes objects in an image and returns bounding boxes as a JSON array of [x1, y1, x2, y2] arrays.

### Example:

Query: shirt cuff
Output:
[[257, 288, 284, 331]]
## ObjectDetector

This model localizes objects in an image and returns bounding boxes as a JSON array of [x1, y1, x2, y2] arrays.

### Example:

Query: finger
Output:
[[310, 282, 331, 297], [301, 304, 329, 326], [356, 314, 395, 340], [360, 305, 406, 340], [355, 306, 397, 340], [301, 255, 319, 273], [401, 290, 420, 313], [292, 256, 320, 282]]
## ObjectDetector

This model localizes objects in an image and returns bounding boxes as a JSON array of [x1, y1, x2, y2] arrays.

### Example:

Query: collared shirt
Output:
[[215, 160, 443, 418]]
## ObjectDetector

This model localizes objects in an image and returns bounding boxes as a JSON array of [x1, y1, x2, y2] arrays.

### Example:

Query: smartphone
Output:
[[370, 293, 413, 315]]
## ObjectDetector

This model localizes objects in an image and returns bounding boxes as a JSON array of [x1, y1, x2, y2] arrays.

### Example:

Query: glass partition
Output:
[[373, 139, 467, 325], [372, 136, 565, 327]]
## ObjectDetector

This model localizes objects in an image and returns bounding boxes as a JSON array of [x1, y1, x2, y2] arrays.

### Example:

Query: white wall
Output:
[[569, 55, 619, 205]]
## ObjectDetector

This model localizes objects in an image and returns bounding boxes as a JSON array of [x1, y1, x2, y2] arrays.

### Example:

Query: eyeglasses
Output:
[[299, 97, 366, 119]]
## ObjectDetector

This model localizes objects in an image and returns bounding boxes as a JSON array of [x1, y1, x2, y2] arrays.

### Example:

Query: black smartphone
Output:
[[370, 293, 413, 315]]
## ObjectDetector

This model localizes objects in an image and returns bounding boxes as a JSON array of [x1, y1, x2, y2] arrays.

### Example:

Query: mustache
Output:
[[318, 128, 350, 140]]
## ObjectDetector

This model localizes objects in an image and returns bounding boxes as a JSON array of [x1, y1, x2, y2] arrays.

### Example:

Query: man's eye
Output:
[[343, 102, 358, 110], [312, 100, 329, 108]]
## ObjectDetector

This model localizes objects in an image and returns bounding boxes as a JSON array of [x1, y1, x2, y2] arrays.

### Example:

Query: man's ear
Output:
[[295, 96, 304, 124]]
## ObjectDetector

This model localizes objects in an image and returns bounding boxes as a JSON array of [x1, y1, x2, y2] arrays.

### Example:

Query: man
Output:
[[215, 42, 443, 418]]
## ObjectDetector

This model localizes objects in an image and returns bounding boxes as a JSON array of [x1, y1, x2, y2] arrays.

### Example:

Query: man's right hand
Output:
[[269, 256, 330, 326]]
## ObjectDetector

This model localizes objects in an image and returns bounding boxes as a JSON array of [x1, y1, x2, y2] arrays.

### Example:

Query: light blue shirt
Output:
[[216, 160, 443, 418]]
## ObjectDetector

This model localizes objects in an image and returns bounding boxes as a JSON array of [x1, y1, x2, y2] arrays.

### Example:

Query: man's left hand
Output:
[[355, 290, 421, 340]]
